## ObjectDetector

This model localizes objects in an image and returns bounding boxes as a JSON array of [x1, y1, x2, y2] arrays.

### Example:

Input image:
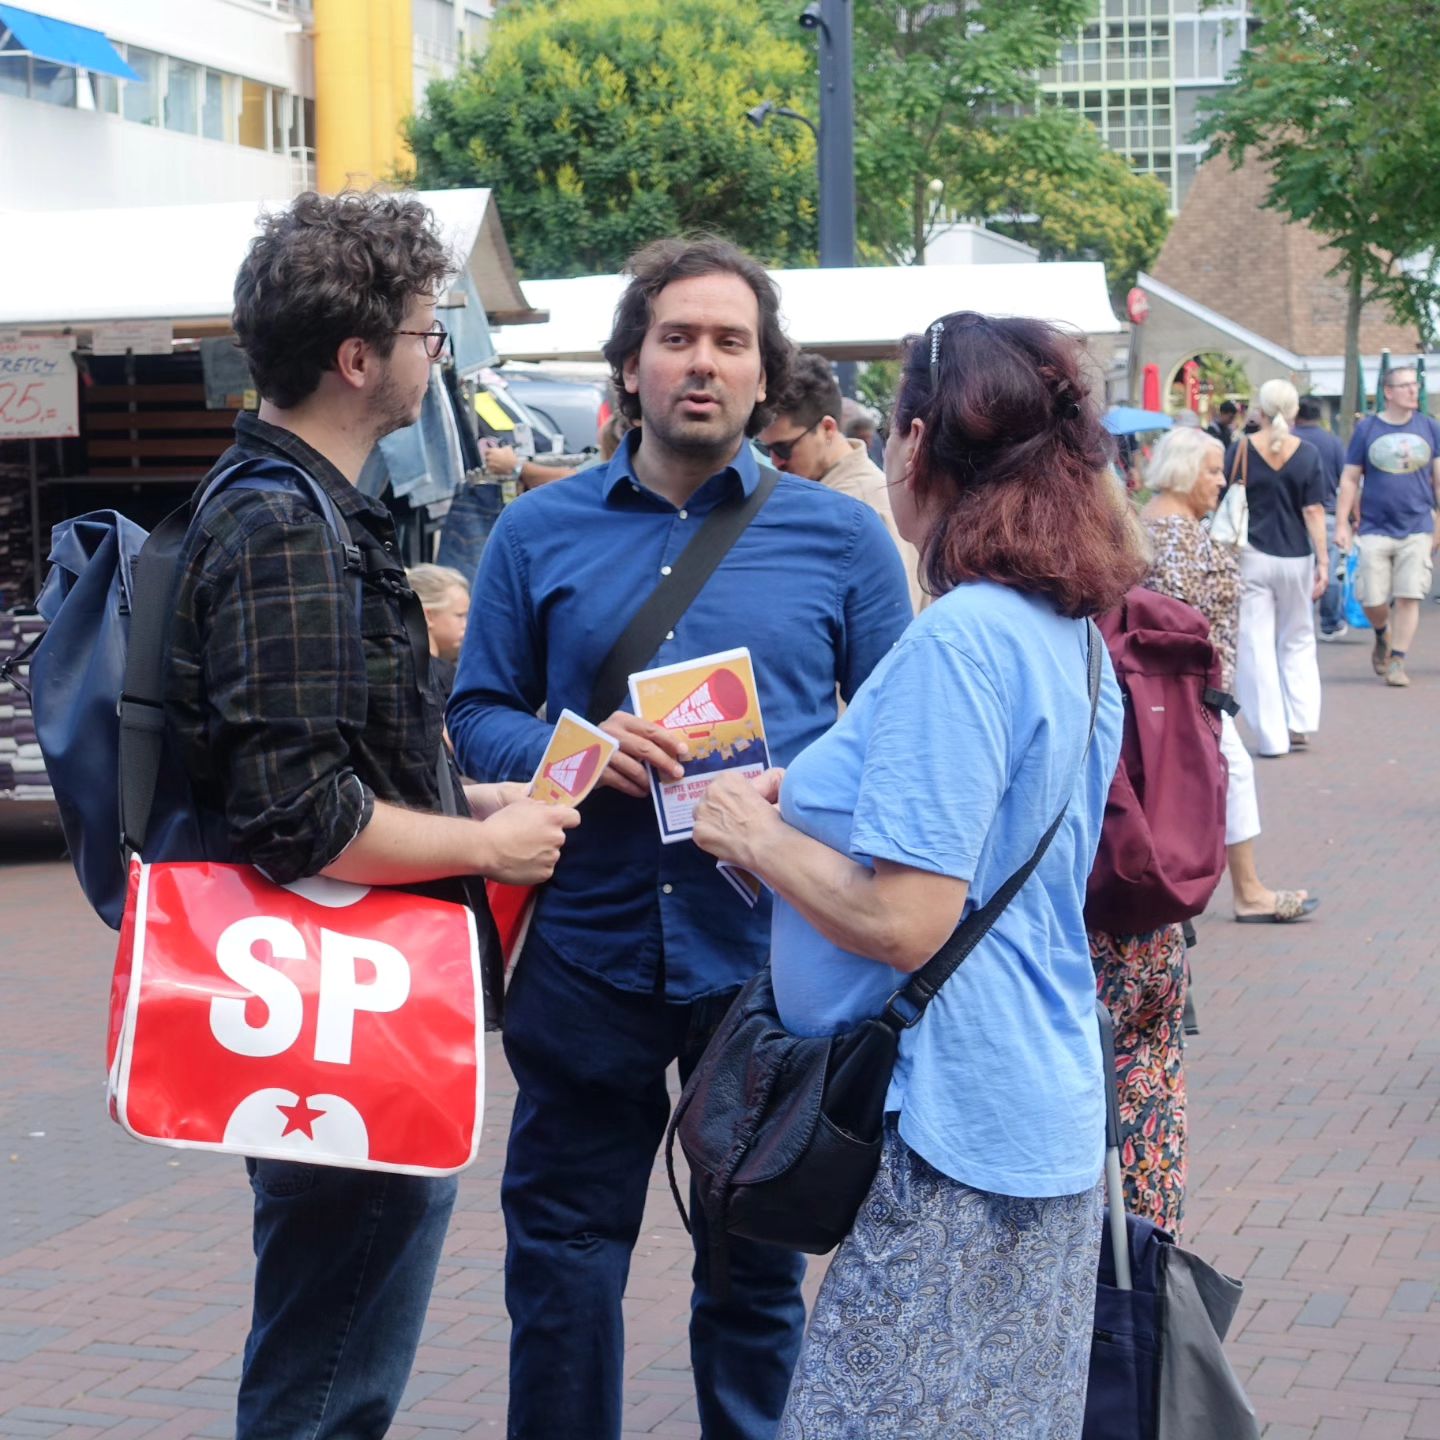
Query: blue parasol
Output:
[[1104, 406, 1175, 436]]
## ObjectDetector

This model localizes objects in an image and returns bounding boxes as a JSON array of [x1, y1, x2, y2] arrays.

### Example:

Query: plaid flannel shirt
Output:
[[165, 413, 447, 883]]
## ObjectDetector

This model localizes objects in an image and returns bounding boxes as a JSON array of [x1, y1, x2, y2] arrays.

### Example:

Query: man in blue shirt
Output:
[[1295, 397, 1349, 638], [448, 237, 911, 1440], [1336, 366, 1440, 687]]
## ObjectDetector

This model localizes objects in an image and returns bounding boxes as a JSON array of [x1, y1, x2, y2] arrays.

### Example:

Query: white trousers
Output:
[[1235, 548, 1322, 756], [1221, 712, 1259, 847]]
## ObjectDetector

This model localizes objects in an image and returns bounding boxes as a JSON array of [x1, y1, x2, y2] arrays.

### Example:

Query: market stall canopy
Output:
[[0, 189, 546, 335], [0, 4, 138, 82], [490, 262, 1121, 364]]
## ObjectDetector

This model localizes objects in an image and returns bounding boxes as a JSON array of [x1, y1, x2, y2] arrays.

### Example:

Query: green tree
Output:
[[967, 110, 1171, 298], [403, 0, 818, 276], [754, 0, 1169, 291], [1197, 0, 1440, 431]]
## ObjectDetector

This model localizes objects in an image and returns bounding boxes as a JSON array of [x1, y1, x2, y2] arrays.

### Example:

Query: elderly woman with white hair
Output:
[[1225, 379, 1329, 757], [1140, 426, 1318, 925]]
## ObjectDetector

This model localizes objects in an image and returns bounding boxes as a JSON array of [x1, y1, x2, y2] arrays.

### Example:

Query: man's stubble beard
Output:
[[369, 364, 426, 447]]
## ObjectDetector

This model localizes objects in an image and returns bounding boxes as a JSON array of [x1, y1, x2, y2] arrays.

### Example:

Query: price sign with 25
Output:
[[0, 337, 79, 440]]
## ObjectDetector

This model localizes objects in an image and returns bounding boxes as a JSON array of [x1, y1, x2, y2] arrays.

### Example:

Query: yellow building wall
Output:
[[314, 0, 414, 193]]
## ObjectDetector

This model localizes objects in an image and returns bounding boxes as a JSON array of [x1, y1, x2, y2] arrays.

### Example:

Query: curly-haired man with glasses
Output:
[[166, 191, 578, 1439]]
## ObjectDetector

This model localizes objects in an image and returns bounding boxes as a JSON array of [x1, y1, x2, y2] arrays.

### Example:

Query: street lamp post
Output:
[[747, 1, 858, 391]]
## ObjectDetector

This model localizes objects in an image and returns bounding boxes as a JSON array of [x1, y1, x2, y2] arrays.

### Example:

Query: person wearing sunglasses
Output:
[[759, 351, 924, 612]]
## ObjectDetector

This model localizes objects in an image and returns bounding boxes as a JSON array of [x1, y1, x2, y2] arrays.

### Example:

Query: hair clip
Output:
[[928, 320, 945, 391]]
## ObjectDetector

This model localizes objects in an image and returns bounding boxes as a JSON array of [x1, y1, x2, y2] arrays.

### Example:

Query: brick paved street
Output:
[[1, 633, 1437, 1439]]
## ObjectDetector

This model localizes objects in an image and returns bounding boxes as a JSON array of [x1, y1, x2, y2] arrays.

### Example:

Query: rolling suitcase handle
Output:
[[1095, 1000, 1133, 1292]]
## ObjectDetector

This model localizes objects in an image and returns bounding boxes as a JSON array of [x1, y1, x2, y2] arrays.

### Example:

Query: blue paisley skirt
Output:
[[778, 1123, 1102, 1440]]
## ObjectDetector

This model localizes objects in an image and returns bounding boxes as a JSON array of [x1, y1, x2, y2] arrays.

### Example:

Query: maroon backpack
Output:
[[1085, 587, 1234, 935]]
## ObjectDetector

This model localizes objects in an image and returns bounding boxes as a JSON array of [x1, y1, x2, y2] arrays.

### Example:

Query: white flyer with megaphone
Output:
[[628, 647, 770, 845]]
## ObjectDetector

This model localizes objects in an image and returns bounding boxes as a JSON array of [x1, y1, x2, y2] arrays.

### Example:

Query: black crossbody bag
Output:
[[665, 621, 1102, 1267]]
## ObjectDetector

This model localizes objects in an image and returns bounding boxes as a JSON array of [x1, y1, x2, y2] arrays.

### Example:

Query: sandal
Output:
[[1235, 890, 1320, 924], [1288, 732, 1309, 749]]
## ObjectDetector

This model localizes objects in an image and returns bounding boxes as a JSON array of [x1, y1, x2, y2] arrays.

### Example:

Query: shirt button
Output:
[[660, 565, 672, 576], [665, 630, 675, 641], [678, 508, 689, 519], [662, 883, 673, 895], [630, 482, 640, 493]]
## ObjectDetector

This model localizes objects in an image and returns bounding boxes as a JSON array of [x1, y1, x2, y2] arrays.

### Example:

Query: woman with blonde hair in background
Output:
[[1143, 426, 1318, 925], [407, 563, 471, 696], [1226, 379, 1328, 757]]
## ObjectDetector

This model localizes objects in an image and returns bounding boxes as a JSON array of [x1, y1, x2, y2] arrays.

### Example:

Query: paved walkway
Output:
[[1, 631, 1437, 1439]]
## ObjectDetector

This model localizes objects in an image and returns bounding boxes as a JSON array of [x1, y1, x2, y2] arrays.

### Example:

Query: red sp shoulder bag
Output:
[[1085, 587, 1235, 935], [108, 860, 484, 1175]]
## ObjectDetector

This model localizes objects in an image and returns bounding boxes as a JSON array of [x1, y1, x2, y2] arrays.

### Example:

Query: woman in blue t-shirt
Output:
[[693, 313, 1148, 1439]]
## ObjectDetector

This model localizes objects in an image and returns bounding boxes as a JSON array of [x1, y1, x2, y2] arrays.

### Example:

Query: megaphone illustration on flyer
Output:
[[543, 743, 603, 799], [659, 667, 749, 730]]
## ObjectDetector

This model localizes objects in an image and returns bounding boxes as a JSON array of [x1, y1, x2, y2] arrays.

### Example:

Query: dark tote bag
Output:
[[1087, 1006, 1260, 1440]]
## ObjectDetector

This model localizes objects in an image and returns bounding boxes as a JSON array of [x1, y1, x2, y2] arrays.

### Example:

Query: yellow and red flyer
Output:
[[628, 647, 770, 848], [527, 710, 618, 807]]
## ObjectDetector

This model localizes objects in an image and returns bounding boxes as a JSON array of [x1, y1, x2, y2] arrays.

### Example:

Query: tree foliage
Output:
[[1196, 0, 1440, 426], [404, 0, 819, 276]]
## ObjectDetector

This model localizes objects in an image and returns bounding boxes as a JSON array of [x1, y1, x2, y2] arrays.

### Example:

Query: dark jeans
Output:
[[236, 1160, 457, 1439], [1319, 513, 1344, 632], [502, 931, 808, 1440], [436, 481, 504, 580]]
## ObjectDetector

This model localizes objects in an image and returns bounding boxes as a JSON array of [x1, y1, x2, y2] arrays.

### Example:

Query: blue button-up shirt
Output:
[[447, 434, 912, 999]]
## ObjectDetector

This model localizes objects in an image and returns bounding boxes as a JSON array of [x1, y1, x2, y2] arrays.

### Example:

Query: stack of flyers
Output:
[[528, 710, 618, 806], [627, 647, 771, 907]]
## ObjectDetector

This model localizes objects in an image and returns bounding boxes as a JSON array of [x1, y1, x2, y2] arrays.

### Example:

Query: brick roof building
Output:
[[1149, 154, 1419, 357]]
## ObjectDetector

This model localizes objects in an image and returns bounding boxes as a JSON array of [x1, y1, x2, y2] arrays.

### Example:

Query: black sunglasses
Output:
[[758, 418, 819, 462]]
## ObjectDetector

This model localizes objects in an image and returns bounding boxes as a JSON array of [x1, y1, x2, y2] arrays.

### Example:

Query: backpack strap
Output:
[[881, 620, 1103, 1030], [118, 458, 366, 858]]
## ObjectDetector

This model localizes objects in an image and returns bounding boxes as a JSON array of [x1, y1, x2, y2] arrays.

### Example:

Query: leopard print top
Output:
[[1142, 514, 1240, 693]]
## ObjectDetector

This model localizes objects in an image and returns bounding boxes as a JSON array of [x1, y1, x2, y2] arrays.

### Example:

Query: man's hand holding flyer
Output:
[[627, 648, 770, 905]]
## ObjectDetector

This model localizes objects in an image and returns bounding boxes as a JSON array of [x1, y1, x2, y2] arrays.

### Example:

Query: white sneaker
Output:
[[1318, 622, 1349, 642]]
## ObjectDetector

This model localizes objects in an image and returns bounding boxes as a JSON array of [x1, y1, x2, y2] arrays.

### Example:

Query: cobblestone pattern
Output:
[[0, 635, 1436, 1438]]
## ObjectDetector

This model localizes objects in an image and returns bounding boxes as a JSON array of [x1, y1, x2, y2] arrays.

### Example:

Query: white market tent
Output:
[[491, 261, 1122, 364], [0, 189, 545, 334]]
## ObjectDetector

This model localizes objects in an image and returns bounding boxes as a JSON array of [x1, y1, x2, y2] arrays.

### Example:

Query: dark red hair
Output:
[[895, 312, 1146, 617]]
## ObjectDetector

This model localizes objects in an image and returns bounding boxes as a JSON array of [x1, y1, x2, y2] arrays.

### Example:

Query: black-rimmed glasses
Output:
[[395, 322, 449, 359]]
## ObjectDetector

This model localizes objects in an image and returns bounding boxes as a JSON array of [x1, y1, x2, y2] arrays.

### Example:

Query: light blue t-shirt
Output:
[[771, 581, 1123, 1198]]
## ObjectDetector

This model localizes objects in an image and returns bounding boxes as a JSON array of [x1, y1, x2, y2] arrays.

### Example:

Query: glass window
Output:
[[1083, 37, 1102, 80], [123, 46, 161, 124], [1176, 152, 1199, 204], [1197, 20, 1220, 79], [1173, 20, 1196, 80], [202, 69, 227, 139], [32, 58, 75, 105], [270, 88, 290, 152], [165, 57, 199, 133], [0, 51, 28, 98], [302, 96, 315, 150], [94, 70, 119, 112], [1220, 19, 1245, 74], [238, 78, 267, 149]]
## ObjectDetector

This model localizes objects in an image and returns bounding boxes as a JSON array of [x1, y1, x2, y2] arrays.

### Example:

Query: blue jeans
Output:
[[437, 481, 504, 581], [236, 1160, 457, 1439], [502, 932, 808, 1440], [1319, 512, 1344, 632]]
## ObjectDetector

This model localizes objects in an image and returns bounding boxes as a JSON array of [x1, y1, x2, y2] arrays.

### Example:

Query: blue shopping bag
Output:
[[1343, 549, 1371, 630]]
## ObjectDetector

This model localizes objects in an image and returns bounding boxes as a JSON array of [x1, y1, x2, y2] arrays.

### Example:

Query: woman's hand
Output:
[[692, 769, 786, 870]]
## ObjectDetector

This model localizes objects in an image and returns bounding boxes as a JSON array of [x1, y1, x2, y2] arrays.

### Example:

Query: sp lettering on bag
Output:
[[108, 862, 484, 1176]]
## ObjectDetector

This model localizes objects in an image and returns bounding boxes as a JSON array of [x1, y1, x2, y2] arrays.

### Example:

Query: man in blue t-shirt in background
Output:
[[1336, 366, 1440, 687], [1295, 396, 1348, 638]]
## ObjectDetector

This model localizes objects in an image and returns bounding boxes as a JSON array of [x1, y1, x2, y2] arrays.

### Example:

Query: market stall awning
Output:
[[491, 262, 1122, 363], [0, 189, 546, 335], [0, 4, 138, 81]]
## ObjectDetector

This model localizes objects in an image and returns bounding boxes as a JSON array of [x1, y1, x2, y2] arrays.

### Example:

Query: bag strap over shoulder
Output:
[[118, 457, 367, 858], [1228, 438, 1249, 487], [881, 620, 1103, 1031], [586, 464, 781, 721]]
